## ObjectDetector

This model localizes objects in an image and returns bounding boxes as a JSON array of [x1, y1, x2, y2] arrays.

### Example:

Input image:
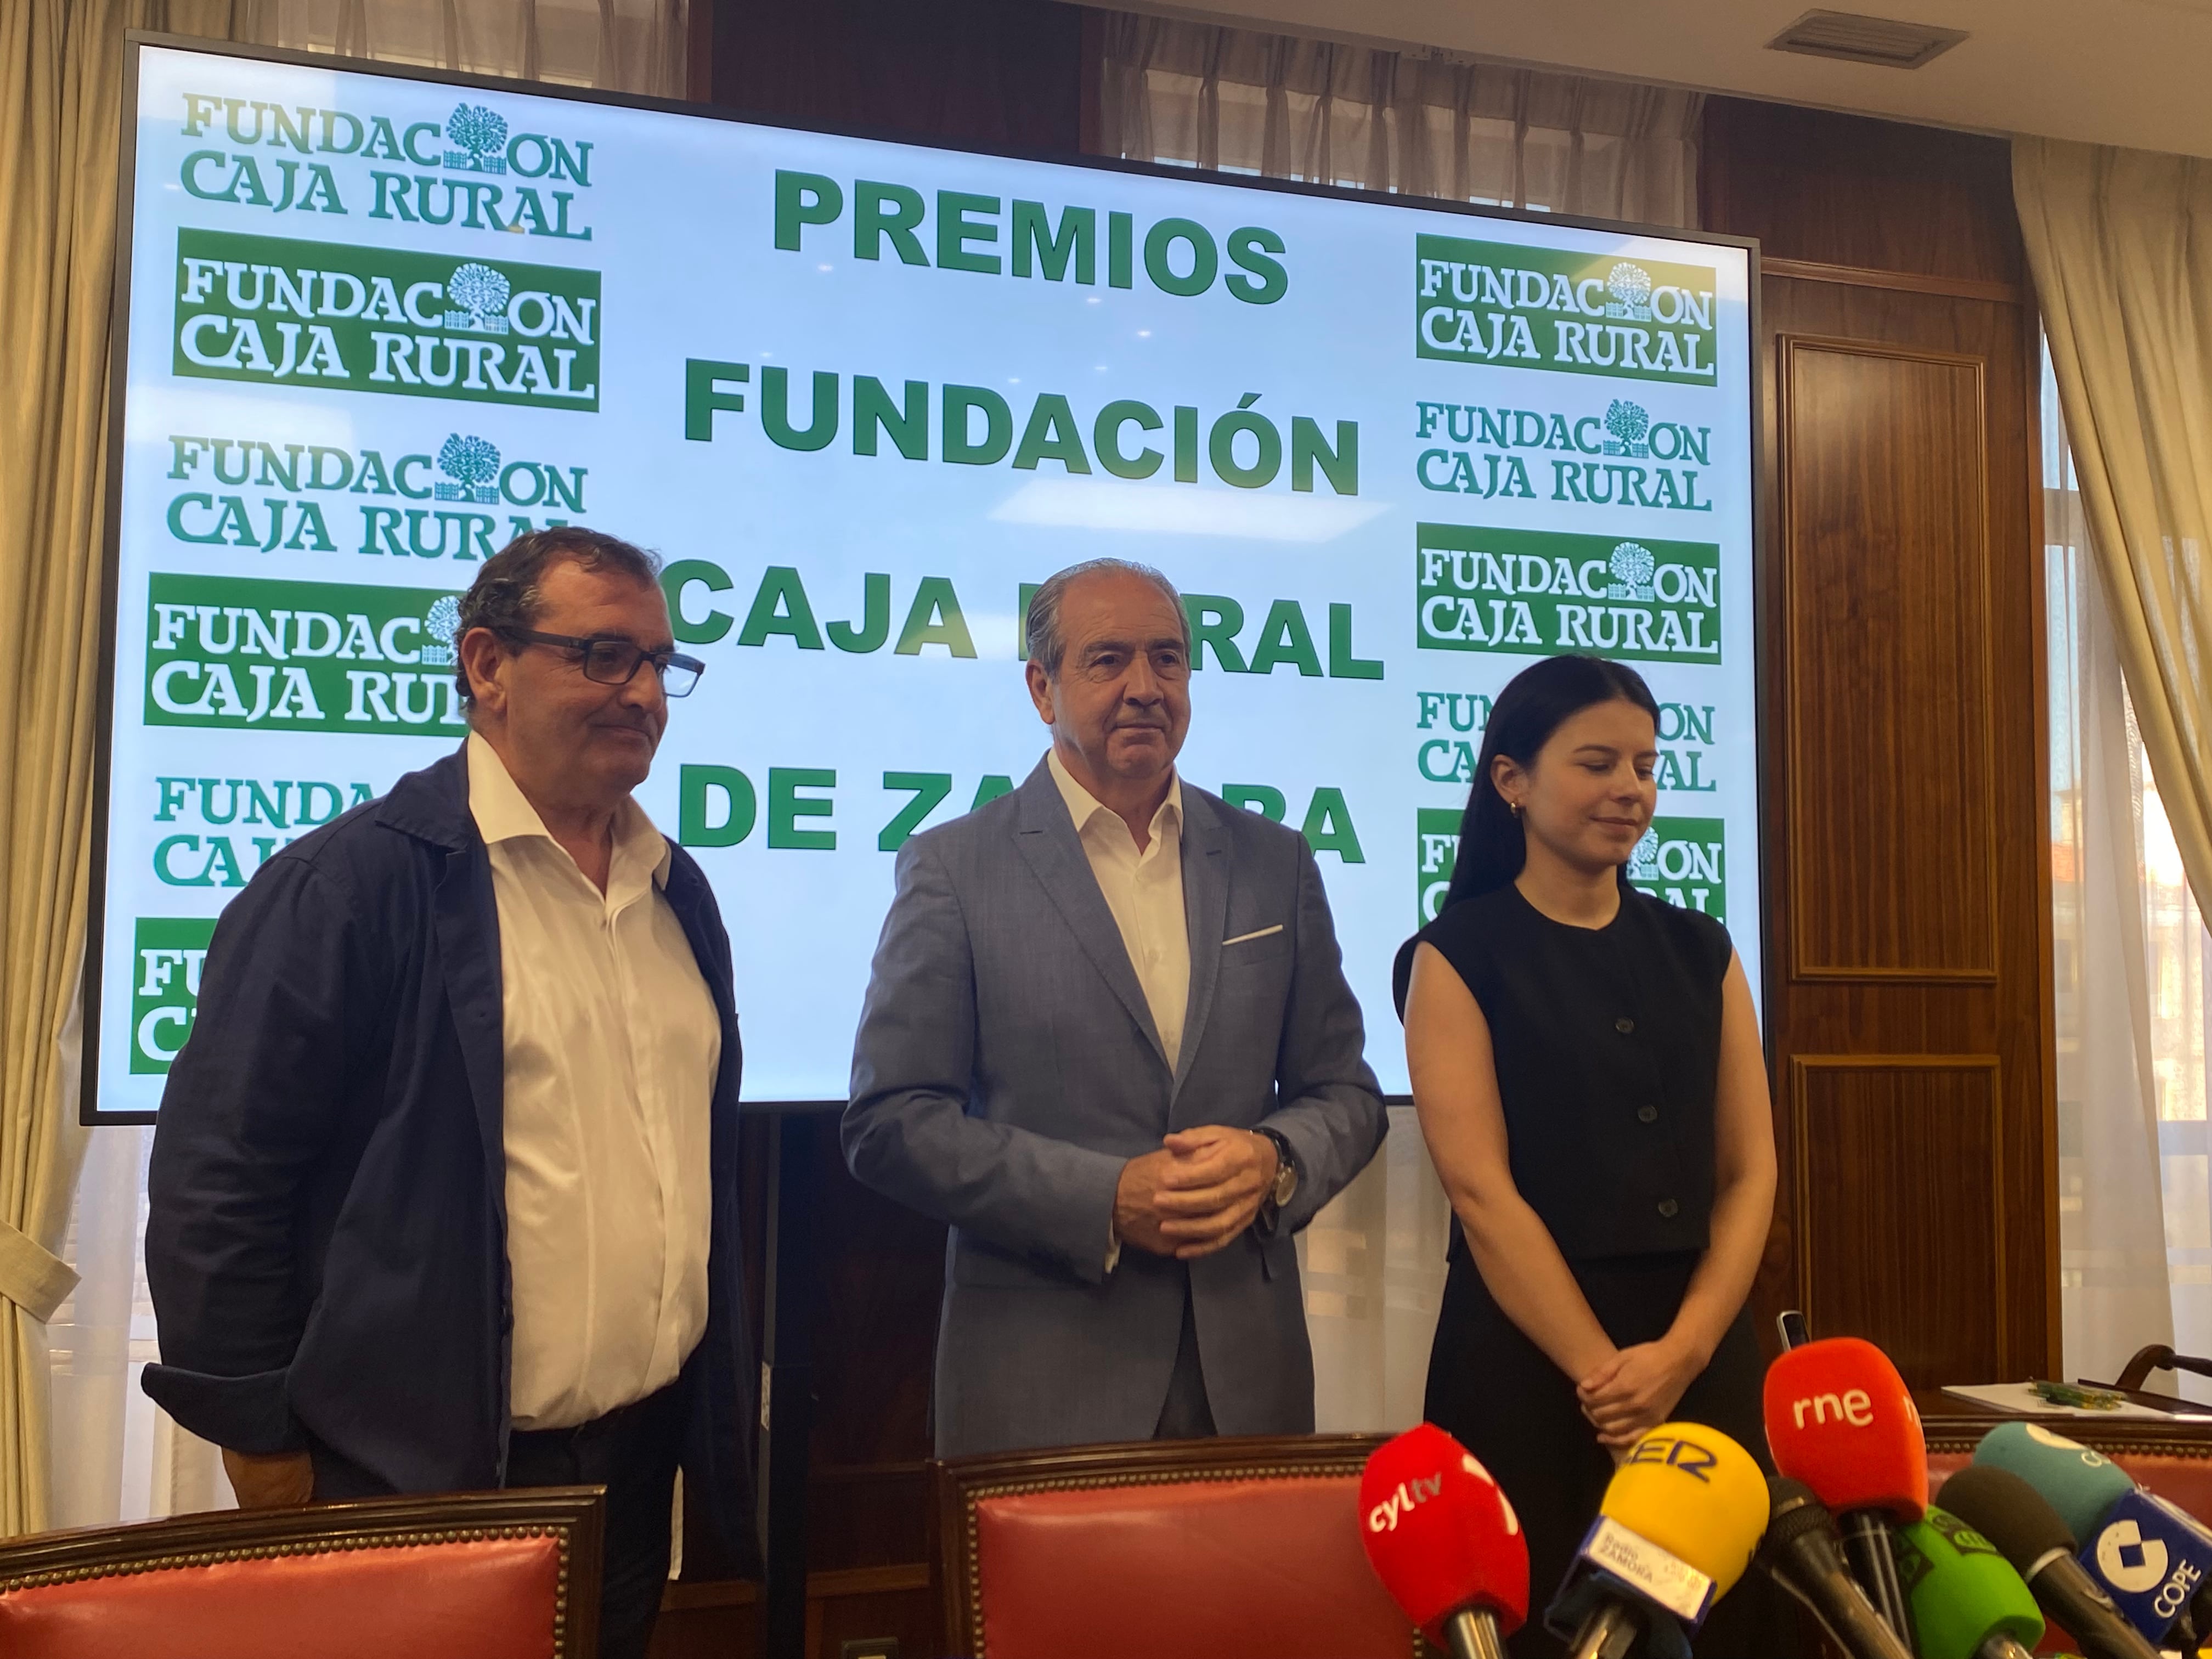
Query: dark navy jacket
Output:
[[143, 745, 757, 1562]]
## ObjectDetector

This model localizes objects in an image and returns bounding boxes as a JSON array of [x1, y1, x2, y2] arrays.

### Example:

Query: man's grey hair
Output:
[[1024, 558, 1190, 676], [454, 527, 662, 706]]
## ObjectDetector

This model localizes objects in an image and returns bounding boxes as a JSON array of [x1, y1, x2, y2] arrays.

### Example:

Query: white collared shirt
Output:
[[1047, 748, 1190, 1070], [467, 733, 720, 1430]]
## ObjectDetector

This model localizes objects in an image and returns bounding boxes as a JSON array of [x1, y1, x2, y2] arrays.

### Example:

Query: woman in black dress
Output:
[[1396, 655, 1781, 1657]]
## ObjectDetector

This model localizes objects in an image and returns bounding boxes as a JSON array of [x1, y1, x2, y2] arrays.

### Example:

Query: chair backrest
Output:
[[0, 1486, 602, 1659], [932, 1435, 1417, 1659]]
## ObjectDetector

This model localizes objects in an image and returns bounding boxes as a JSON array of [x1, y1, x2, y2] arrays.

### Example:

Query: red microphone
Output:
[[1764, 1336, 1927, 1645], [1359, 1423, 1530, 1659]]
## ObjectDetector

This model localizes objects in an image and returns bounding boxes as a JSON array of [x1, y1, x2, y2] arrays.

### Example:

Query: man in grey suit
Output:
[[845, 557, 1385, 1456]]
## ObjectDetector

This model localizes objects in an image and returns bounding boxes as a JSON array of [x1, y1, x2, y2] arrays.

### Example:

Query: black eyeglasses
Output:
[[500, 629, 706, 697]]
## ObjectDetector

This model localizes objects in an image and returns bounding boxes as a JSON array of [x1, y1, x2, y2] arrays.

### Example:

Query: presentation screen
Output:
[[89, 37, 1759, 1119]]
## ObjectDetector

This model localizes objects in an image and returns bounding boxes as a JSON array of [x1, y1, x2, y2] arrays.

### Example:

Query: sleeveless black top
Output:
[[1396, 883, 1734, 1262]]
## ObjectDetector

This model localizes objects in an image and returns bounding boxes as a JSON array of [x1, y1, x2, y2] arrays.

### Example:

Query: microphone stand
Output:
[[1841, 1513, 1914, 1646], [1442, 1609, 1509, 1659]]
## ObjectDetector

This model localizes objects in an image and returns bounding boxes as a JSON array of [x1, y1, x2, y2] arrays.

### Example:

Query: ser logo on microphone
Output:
[[1368, 1472, 1443, 1533], [1786, 1389, 1874, 1428], [1624, 1434, 1719, 1481]]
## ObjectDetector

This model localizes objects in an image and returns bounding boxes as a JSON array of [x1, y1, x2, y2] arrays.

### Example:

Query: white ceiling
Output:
[[1116, 0, 2212, 160]]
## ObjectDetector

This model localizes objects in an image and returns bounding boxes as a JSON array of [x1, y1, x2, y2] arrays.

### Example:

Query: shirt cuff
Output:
[[1106, 1220, 1121, 1276]]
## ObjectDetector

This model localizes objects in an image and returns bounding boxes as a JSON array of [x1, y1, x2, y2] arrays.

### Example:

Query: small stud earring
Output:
[[1509, 800, 1522, 817]]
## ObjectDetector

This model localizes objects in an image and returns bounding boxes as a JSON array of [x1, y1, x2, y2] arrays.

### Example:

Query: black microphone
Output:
[[1935, 1465, 2162, 1659], [1757, 1477, 1916, 1659]]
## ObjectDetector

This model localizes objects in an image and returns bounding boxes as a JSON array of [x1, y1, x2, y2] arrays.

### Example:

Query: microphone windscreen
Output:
[[1757, 1475, 1837, 1558], [1971, 1421, 2137, 1544], [2076, 1487, 2212, 1642], [1359, 1421, 1531, 1645], [1894, 1508, 2046, 1659], [1934, 1462, 2077, 1564], [1598, 1421, 1771, 1596], [1763, 1336, 1927, 1520]]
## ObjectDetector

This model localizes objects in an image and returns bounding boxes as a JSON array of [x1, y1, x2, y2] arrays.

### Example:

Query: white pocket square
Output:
[[1222, 924, 1284, 946]]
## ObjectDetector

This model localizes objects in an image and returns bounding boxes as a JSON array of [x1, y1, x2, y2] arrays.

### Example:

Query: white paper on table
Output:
[[1939, 1382, 2212, 1421]]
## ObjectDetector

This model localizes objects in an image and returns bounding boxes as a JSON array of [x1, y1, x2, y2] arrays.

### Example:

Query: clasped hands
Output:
[[1114, 1125, 1277, 1260], [1575, 1333, 1706, 1453]]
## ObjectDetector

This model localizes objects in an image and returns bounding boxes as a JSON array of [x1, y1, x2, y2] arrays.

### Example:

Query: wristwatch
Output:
[[1253, 1126, 1300, 1235]]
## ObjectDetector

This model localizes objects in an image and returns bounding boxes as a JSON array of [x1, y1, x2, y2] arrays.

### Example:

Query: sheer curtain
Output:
[[45, 0, 686, 1537], [1097, 13, 1703, 228], [2047, 347, 2212, 1402]]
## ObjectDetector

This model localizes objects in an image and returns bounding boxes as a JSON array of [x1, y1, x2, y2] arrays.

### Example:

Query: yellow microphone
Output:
[[1545, 1423, 1773, 1659]]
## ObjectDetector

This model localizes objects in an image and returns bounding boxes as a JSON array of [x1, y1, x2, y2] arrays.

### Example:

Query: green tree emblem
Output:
[[1605, 261, 1653, 319], [436, 433, 501, 503], [1606, 540, 1656, 601], [444, 104, 509, 173], [422, 595, 463, 667], [1602, 399, 1651, 457], [1629, 827, 1661, 882], [443, 262, 511, 334]]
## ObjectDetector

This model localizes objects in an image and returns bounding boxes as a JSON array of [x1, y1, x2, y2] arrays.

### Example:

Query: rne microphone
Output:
[[1933, 1463, 2162, 1659], [1892, 1506, 2045, 1659], [1757, 1477, 1916, 1659], [1971, 1421, 2212, 1650], [1764, 1336, 1925, 1643], [1543, 1421, 1769, 1659], [1358, 1423, 1530, 1659]]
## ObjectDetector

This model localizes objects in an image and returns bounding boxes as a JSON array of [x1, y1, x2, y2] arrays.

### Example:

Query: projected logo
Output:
[[158, 430, 588, 557], [173, 229, 600, 410], [1414, 395, 1716, 512], [1628, 817, 1726, 922], [144, 573, 467, 733], [1416, 524, 1722, 663], [130, 917, 216, 1074], [1416, 806, 1462, 925], [1414, 234, 1719, 386]]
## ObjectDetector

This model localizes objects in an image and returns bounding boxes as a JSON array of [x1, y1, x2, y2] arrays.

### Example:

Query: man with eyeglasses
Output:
[[845, 557, 1385, 1454], [144, 528, 749, 1659]]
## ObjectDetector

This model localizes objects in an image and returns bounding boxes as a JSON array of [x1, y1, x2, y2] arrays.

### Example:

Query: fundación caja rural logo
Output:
[[144, 572, 469, 732], [1415, 523, 1722, 664], [1414, 234, 1719, 386], [129, 916, 217, 1074], [172, 228, 601, 410], [1415, 811, 1727, 925]]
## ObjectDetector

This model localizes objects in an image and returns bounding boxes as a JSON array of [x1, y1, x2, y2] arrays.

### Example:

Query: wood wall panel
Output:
[[1792, 1057, 2004, 1386], [1782, 339, 1999, 980]]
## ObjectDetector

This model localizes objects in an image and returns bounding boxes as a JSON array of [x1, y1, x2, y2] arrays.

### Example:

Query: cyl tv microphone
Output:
[[1934, 1463, 2162, 1659], [1358, 1423, 1530, 1659], [1543, 1421, 1769, 1659], [1764, 1336, 1925, 1643], [1892, 1506, 2045, 1659], [1757, 1477, 1915, 1659], [1971, 1421, 2212, 1650]]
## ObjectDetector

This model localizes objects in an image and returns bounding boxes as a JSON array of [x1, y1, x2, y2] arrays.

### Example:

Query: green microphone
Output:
[[1892, 1506, 2046, 1659]]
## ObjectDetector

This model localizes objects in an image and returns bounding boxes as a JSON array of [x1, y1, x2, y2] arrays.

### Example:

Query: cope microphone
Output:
[[1757, 1477, 1915, 1659], [1358, 1423, 1530, 1659], [1892, 1506, 2046, 1659], [1972, 1421, 2212, 1650], [1934, 1463, 2162, 1659], [1543, 1421, 1769, 1659], [1764, 1336, 1926, 1644]]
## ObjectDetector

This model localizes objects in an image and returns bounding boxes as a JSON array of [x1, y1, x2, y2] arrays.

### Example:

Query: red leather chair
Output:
[[931, 1435, 1419, 1659], [0, 1486, 602, 1659]]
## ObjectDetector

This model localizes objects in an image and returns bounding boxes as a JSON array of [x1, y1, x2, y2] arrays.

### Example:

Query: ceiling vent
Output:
[[1766, 9, 1968, 68]]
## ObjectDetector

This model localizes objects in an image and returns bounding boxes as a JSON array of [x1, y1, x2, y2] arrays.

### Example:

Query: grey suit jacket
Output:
[[844, 757, 1386, 1456]]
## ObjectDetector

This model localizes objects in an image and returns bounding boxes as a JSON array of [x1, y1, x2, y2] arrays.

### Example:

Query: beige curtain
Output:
[[0, 0, 245, 1541], [232, 0, 685, 95], [1099, 13, 1703, 229], [2017, 139, 2212, 921]]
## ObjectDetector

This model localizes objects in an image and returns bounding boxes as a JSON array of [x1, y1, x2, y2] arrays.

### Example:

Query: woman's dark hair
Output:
[[1441, 653, 1661, 911]]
